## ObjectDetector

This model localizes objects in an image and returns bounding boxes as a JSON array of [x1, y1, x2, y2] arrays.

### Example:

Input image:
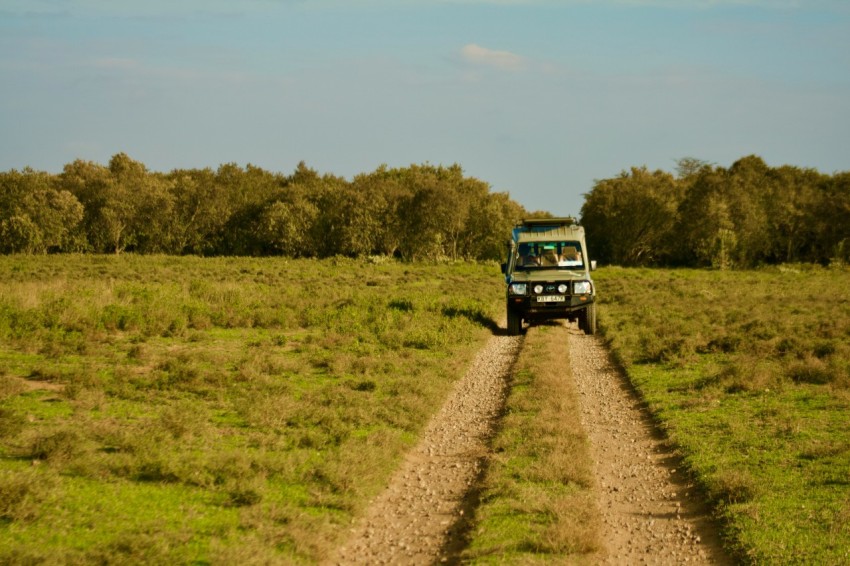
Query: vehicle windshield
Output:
[[515, 241, 584, 270]]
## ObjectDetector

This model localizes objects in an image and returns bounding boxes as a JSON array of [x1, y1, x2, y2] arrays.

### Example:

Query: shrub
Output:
[[0, 407, 25, 437], [29, 430, 83, 463], [708, 469, 759, 505], [786, 357, 834, 385], [0, 469, 58, 522]]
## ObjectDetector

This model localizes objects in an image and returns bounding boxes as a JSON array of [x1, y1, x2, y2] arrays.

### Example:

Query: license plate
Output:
[[536, 295, 565, 302]]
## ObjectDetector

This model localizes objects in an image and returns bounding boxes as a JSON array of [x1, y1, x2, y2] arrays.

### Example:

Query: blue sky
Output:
[[2, 0, 849, 216]]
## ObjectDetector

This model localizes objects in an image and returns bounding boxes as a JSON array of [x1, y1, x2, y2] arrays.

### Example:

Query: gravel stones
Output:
[[328, 323, 730, 564], [569, 327, 730, 565], [327, 333, 522, 565]]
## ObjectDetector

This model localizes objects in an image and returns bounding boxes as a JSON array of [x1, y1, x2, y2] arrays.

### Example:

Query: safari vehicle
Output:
[[501, 217, 597, 336]]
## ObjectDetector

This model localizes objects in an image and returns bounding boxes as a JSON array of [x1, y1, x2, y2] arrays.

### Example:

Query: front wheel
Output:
[[579, 303, 597, 335], [507, 307, 522, 336]]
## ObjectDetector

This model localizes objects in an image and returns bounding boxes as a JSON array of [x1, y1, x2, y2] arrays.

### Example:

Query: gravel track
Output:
[[327, 333, 523, 565], [569, 327, 731, 564], [328, 323, 730, 564]]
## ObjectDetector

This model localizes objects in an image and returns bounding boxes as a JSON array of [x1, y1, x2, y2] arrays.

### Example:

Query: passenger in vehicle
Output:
[[521, 253, 540, 267], [559, 246, 583, 266], [540, 248, 560, 266], [518, 244, 540, 267]]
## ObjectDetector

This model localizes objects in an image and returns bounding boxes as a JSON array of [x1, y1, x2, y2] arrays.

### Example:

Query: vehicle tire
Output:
[[582, 303, 597, 335], [507, 307, 522, 336]]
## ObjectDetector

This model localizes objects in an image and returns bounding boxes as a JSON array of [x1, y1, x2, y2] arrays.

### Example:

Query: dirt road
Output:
[[327, 324, 730, 564], [569, 327, 730, 564]]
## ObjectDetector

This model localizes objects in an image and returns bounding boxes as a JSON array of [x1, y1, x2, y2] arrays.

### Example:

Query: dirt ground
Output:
[[326, 323, 731, 564], [568, 326, 731, 565]]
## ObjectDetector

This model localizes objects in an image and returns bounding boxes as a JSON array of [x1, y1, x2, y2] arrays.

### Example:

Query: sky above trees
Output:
[[2, 0, 849, 216]]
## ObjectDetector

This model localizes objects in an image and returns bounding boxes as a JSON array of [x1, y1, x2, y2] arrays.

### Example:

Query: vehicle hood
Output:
[[508, 269, 589, 283]]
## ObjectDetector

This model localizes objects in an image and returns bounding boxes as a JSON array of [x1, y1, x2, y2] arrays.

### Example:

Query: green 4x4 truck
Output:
[[501, 218, 597, 336]]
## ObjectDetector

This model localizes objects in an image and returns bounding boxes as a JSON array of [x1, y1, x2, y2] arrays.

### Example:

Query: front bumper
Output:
[[507, 293, 593, 320]]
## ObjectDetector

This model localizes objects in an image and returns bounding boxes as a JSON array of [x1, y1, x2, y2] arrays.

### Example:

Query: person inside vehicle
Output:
[[558, 245, 583, 266], [540, 247, 560, 266], [518, 244, 540, 267]]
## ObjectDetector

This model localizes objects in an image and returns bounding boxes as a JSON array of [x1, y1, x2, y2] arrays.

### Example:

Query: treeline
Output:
[[581, 155, 850, 268], [0, 153, 527, 260], [6, 153, 847, 266]]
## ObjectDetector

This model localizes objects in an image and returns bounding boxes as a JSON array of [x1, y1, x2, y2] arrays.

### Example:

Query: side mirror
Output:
[[500, 263, 507, 274], [590, 260, 597, 271]]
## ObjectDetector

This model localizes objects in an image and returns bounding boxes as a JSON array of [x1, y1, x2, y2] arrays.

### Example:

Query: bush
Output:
[[0, 469, 58, 522], [29, 430, 83, 463], [786, 357, 834, 385]]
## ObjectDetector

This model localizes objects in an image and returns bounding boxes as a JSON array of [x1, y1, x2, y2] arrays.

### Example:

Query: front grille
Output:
[[531, 282, 570, 296]]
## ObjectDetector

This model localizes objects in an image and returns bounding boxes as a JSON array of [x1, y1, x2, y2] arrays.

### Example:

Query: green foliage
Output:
[[596, 266, 850, 564], [0, 168, 85, 254], [581, 166, 682, 266], [582, 155, 850, 268], [4, 156, 528, 261]]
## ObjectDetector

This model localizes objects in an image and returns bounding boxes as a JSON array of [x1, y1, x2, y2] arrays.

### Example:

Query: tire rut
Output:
[[568, 327, 731, 564], [326, 332, 523, 565], [328, 323, 731, 565]]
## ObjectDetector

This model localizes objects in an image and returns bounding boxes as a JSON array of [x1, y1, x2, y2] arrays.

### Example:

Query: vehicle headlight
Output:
[[574, 281, 592, 295], [557, 283, 568, 293], [533, 284, 544, 294], [509, 283, 527, 295]]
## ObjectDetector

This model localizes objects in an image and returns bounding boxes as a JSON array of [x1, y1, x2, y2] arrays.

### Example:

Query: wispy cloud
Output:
[[460, 44, 525, 71]]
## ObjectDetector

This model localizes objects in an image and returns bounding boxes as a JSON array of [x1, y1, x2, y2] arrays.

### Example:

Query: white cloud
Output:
[[460, 44, 525, 71]]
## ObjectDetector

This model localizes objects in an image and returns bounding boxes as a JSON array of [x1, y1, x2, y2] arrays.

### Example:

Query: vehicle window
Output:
[[516, 241, 583, 270]]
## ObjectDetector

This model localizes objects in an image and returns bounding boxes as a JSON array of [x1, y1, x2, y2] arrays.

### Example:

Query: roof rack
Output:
[[516, 217, 578, 228]]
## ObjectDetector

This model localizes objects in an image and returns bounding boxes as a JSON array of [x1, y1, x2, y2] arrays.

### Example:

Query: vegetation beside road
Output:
[[0, 255, 502, 564], [5, 152, 849, 272], [595, 266, 850, 564]]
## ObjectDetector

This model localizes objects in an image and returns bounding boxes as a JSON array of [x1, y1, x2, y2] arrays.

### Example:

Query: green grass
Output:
[[0, 254, 503, 564], [594, 265, 850, 565]]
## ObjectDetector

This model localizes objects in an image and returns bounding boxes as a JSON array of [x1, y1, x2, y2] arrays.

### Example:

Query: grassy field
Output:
[[0, 255, 503, 564], [3, 257, 850, 564], [594, 266, 850, 565]]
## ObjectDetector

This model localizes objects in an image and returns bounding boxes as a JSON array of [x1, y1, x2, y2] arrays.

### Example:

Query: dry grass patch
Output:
[[463, 323, 602, 563]]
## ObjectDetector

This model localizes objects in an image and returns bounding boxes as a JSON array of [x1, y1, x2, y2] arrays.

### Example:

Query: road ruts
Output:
[[326, 332, 522, 565], [568, 327, 732, 565]]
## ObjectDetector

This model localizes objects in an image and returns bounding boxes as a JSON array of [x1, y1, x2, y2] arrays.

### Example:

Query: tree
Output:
[[675, 166, 740, 267], [164, 169, 231, 254], [350, 166, 411, 257], [675, 157, 712, 180], [392, 164, 487, 261], [60, 157, 131, 253], [581, 167, 682, 266], [255, 187, 319, 257], [763, 165, 824, 263], [809, 171, 850, 265], [109, 153, 176, 253], [0, 168, 84, 253], [460, 191, 524, 261]]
